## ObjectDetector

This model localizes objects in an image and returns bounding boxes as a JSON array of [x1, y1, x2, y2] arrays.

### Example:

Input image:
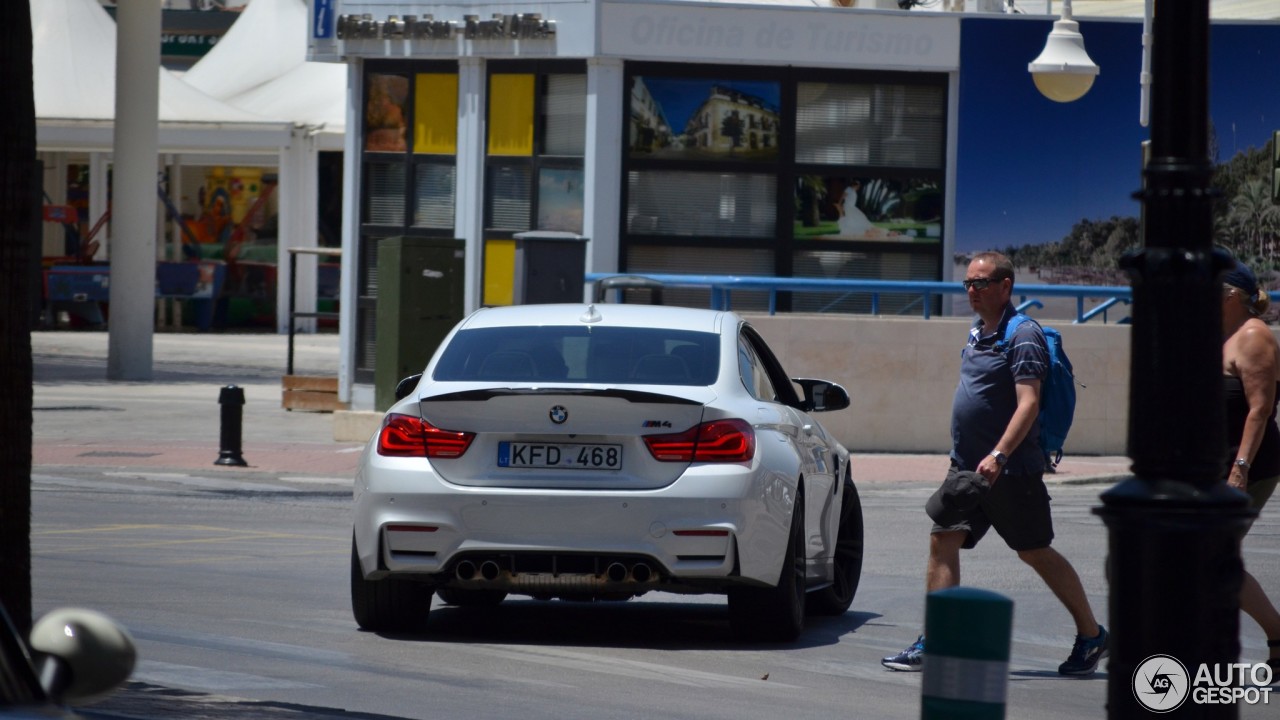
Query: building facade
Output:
[[310, 1, 961, 408]]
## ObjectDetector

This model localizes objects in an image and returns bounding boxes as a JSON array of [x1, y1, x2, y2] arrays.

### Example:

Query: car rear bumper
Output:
[[353, 456, 794, 591]]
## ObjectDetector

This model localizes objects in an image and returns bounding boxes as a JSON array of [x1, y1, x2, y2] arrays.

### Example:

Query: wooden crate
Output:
[[282, 375, 347, 412]]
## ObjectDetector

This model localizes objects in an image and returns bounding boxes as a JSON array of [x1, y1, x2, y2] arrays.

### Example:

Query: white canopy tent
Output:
[[33, 0, 348, 334], [181, 0, 350, 333], [182, 0, 348, 144]]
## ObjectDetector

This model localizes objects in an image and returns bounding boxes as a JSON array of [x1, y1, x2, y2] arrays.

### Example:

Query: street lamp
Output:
[[1027, 0, 1099, 103], [1097, 0, 1255, 716]]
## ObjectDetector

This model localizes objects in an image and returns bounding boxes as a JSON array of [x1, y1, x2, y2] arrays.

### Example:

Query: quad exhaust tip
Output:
[[632, 563, 652, 583], [456, 559, 656, 583], [606, 562, 653, 583]]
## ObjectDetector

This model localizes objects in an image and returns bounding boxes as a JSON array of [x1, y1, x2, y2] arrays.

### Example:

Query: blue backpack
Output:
[[997, 314, 1081, 468]]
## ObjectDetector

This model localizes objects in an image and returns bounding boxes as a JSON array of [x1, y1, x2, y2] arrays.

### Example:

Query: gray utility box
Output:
[[512, 231, 588, 304], [375, 237, 465, 411]]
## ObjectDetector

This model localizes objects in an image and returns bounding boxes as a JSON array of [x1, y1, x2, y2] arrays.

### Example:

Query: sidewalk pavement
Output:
[[30, 330, 1133, 487]]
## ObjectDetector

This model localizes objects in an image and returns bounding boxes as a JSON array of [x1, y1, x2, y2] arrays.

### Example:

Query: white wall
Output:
[[744, 313, 1131, 455]]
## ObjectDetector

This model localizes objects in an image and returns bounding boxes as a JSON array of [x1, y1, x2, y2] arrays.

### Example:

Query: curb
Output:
[[1049, 473, 1130, 487]]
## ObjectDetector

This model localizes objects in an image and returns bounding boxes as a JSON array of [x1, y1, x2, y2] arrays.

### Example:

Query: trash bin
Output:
[[593, 275, 664, 305], [512, 231, 588, 304], [374, 237, 465, 411]]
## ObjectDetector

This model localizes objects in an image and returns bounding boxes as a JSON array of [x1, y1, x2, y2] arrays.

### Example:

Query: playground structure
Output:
[[40, 171, 338, 331]]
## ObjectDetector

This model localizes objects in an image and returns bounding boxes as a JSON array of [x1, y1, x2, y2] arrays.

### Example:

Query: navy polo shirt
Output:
[[950, 303, 1048, 475]]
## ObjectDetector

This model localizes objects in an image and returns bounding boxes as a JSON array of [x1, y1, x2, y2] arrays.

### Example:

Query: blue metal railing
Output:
[[586, 272, 1138, 324]]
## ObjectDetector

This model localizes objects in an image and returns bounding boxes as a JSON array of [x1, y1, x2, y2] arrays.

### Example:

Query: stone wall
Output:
[[744, 313, 1132, 455]]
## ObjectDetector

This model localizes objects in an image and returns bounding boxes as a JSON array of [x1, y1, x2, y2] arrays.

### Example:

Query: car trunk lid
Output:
[[418, 387, 712, 489]]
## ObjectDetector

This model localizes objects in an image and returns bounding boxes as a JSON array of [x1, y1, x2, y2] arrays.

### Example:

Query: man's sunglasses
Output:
[[962, 277, 1001, 291]]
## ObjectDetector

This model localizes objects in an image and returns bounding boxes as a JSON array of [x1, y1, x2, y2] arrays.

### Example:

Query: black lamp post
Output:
[[1097, 1, 1255, 717]]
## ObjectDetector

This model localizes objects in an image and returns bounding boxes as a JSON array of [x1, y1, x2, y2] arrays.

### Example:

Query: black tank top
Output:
[[1223, 375, 1280, 484]]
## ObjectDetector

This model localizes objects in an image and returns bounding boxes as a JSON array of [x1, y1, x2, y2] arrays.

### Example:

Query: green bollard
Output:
[[921, 587, 1013, 720]]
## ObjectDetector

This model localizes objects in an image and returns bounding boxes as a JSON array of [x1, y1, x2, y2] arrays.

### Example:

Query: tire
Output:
[[350, 537, 433, 632], [436, 587, 508, 607], [808, 474, 864, 616], [728, 490, 806, 642]]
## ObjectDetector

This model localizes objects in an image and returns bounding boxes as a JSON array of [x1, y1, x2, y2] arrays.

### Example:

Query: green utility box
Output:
[[375, 237, 465, 411]]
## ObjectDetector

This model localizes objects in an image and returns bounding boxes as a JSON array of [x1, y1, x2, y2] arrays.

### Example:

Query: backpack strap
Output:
[[995, 313, 1034, 352]]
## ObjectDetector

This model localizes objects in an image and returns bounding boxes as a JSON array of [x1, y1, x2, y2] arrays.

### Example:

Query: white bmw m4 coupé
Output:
[[351, 303, 862, 641]]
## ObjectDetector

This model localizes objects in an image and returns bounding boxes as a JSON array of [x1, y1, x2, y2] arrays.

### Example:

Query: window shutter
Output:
[[627, 171, 776, 238], [366, 164, 406, 225], [796, 82, 944, 168]]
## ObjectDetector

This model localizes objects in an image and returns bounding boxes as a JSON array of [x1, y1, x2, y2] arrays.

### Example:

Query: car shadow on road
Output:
[[377, 597, 880, 651]]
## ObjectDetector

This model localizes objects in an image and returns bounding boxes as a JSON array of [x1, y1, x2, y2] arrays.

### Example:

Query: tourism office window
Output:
[[482, 61, 587, 305], [356, 63, 459, 382], [361, 65, 460, 234], [620, 63, 947, 313]]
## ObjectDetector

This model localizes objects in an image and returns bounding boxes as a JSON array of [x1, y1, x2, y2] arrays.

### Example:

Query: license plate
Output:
[[498, 442, 622, 470]]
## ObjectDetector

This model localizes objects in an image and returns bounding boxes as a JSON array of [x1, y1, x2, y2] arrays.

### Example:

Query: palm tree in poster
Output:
[[0, 0, 36, 634], [1221, 179, 1280, 265]]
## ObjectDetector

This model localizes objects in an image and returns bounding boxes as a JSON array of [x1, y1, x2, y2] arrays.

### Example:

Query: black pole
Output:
[[1098, 1, 1254, 717], [215, 384, 248, 467], [287, 249, 297, 376]]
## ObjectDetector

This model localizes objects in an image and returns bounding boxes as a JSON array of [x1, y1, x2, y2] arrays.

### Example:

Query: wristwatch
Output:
[[990, 450, 1008, 466], [1235, 457, 1251, 471]]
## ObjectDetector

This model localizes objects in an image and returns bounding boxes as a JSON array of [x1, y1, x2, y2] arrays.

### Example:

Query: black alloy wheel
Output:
[[350, 536, 433, 633], [808, 474, 864, 616]]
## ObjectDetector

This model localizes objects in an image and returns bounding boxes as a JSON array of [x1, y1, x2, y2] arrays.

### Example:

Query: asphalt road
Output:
[[28, 467, 1280, 720]]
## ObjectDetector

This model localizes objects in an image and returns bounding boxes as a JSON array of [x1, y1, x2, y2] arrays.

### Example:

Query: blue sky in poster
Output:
[[956, 18, 1280, 253], [639, 77, 781, 132]]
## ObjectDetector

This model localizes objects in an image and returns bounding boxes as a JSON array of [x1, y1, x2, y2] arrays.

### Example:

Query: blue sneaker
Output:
[[1059, 625, 1109, 676], [882, 635, 925, 672]]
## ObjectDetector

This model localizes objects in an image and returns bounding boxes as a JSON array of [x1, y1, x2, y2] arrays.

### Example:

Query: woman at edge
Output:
[[1221, 259, 1280, 674]]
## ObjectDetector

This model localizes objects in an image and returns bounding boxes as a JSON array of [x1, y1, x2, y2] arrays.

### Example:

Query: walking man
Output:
[[881, 251, 1108, 676]]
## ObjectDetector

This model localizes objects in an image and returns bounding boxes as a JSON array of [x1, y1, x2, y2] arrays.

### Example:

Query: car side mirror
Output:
[[394, 373, 423, 401], [793, 378, 851, 413], [28, 608, 137, 705]]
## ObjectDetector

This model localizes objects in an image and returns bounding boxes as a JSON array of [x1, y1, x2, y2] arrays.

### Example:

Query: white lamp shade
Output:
[[1031, 71, 1097, 103], [1028, 16, 1100, 103]]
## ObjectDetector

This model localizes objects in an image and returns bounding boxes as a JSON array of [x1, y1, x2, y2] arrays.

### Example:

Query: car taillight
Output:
[[644, 419, 755, 463], [377, 414, 475, 458]]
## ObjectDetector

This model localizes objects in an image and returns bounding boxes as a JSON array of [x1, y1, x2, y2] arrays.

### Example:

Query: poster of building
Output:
[[629, 77, 781, 162]]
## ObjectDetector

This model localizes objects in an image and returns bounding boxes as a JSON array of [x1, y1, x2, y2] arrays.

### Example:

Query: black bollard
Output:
[[215, 384, 248, 467]]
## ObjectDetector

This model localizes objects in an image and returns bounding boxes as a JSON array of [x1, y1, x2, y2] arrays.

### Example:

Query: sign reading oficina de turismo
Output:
[[1132, 654, 1273, 713]]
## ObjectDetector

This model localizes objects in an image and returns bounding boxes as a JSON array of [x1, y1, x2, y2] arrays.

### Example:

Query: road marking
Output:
[[100, 472, 295, 492], [279, 476, 351, 485], [134, 627, 352, 664], [32, 523, 343, 562], [132, 660, 322, 691]]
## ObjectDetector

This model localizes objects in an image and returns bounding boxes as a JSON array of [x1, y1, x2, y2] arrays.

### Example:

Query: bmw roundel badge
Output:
[[549, 405, 568, 424]]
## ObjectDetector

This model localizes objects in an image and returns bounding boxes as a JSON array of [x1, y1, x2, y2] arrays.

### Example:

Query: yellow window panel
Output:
[[488, 74, 534, 157], [483, 239, 515, 306], [414, 74, 458, 155]]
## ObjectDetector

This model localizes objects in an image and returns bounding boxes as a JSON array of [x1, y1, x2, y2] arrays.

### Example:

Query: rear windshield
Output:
[[433, 326, 721, 386]]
